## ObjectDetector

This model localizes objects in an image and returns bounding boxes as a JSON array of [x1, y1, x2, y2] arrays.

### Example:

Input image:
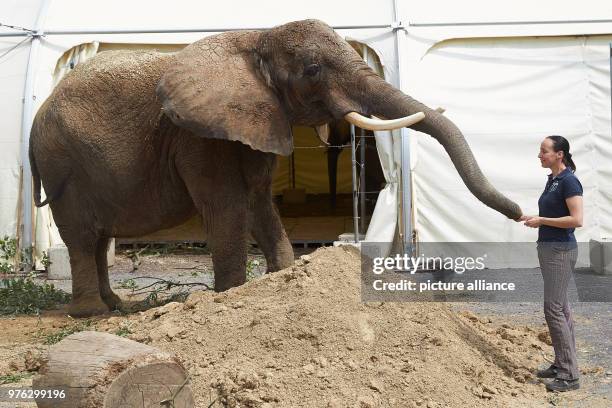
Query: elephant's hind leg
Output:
[[65, 243, 110, 317], [50, 191, 109, 317], [95, 237, 122, 310]]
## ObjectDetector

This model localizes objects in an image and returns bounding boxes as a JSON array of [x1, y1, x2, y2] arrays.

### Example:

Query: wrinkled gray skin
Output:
[[30, 20, 522, 316]]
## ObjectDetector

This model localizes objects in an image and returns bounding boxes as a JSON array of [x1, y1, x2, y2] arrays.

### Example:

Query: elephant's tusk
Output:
[[344, 111, 425, 131], [314, 124, 330, 145]]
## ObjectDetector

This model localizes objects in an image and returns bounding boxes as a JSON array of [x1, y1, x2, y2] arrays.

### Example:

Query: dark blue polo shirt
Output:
[[538, 167, 583, 242]]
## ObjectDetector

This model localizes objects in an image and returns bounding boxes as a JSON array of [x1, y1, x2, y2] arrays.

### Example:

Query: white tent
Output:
[[1, 0, 611, 264]]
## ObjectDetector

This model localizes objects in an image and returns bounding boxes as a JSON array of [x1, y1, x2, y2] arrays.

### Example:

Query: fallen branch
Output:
[[128, 276, 213, 294], [174, 266, 207, 270]]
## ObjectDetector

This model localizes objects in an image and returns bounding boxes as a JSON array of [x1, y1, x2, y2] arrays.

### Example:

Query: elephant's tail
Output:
[[29, 143, 47, 207], [29, 142, 68, 208]]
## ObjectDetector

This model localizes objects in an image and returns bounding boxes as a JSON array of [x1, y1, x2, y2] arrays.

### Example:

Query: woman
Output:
[[520, 135, 583, 392]]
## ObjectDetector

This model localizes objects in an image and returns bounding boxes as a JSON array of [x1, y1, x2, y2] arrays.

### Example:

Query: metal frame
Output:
[[0, 24, 392, 38], [350, 124, 359, 243], [408, 19, 612, 28], [360, 46, 368, 233], [19, 0, 51, 251], [392, 0, 413, 255], [349, 44, 370, 243]]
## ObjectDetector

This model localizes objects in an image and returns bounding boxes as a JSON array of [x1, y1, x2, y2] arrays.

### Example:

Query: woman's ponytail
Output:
[[547, 135, 576, 172], [564, 151, 577, 172]]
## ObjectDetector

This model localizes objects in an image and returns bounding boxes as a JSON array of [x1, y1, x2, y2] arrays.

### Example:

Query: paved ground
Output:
[[450, 301, 611, 407], [409, 264, 611, 406]]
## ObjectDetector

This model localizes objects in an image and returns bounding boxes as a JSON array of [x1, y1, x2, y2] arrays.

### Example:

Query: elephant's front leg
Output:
[[248, 190, 294, 272], [208, 202, 248, 291]]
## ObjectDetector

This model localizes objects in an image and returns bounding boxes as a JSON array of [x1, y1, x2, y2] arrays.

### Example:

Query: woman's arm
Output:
[[524, 196, 583, 228]]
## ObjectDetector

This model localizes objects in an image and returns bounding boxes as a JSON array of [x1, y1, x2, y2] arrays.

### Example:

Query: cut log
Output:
[[33, 331, 194, 408]]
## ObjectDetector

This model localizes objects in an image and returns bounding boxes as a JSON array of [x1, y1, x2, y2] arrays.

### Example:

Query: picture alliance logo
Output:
[[371, 254, 487, 274]]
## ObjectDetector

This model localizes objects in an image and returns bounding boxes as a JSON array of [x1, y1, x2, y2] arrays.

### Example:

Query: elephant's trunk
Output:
[[363, 76, 522, 220]]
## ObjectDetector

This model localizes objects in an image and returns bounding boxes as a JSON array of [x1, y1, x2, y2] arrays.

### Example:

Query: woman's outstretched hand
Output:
[[515, 214, 541, 228], [524, 216, 542, 228], [516, 215, 533, 222]]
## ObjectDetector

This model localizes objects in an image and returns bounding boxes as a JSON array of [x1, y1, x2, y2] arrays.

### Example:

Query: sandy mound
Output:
[[99, 246, 549, 407]]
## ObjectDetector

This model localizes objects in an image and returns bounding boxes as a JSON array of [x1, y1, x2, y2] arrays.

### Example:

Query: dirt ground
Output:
[[0, 246, 610, 407]]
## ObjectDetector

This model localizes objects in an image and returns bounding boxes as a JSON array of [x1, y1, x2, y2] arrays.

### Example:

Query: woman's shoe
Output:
[[546, 378, 580, 392], [536, 365, 558, 378]]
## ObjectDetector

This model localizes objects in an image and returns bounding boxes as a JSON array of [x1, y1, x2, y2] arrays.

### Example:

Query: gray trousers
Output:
[[537, 243, 580, 380]]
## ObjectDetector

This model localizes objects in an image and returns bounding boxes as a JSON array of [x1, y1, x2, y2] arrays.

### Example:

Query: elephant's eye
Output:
[[304, 64, 320, 77]]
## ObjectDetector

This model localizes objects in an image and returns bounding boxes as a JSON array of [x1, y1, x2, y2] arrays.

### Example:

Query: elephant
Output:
[[29, 19, 522, 316]]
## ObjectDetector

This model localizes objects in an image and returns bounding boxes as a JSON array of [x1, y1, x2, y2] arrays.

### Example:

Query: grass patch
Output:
[[547, 393, 563, 406], [40, 319, 93, 345], [115, 278, 137, 290], [0, 372, 33, 384], [0, 236, 36, 273], [246, 258, 263, 281], [0, 277, 71, 315], [114, 323, 131, 337], [0, 236, 17, 274], [140, 290, 190, 309]]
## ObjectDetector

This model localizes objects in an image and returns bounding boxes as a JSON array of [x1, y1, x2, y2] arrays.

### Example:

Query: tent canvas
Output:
[[1, 0, 611, 268]]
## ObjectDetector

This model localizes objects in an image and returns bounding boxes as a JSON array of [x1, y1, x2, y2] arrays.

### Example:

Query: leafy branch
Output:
[[128, 276, 213, 295], [121, 276, 213, 309]]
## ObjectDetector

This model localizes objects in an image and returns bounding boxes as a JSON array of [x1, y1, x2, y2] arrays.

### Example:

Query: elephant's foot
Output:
[[101, 291, 122, 311], [214, 275, 246, 292], [265, 246, 295, 273], [67, 295, 110, 317], [266, 258, 295, 273]]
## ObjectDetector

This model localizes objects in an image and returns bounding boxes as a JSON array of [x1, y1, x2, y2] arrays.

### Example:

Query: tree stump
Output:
[[33, 331, 194, 408]]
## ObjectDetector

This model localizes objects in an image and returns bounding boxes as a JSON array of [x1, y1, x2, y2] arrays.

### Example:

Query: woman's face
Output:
[[538, 138, 562, 168]]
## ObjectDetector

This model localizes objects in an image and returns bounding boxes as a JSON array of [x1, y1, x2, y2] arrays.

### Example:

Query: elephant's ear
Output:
[[156, 32, 293, 156]]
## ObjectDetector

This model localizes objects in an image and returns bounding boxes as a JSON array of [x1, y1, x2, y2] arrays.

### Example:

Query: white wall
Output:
[[406, 35, 612, 243]]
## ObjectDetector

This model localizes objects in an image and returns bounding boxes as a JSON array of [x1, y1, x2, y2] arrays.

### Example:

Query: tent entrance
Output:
[[273, 42, 387, 246], [273, 124, 383, 246]]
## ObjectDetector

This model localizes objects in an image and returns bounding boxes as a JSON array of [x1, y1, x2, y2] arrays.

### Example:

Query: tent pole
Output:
[[0, 24, 393, 38], [359, 128, 366, 232], [350, 124, 359, 243], [360, 45, 368, 233], [20, 0, 51, 255], [409, 18, 612, 28], [392, 0, 413, 255]]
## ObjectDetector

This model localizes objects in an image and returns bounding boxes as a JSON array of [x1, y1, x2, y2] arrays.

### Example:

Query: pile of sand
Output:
[[98, 246, 550, 407]]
